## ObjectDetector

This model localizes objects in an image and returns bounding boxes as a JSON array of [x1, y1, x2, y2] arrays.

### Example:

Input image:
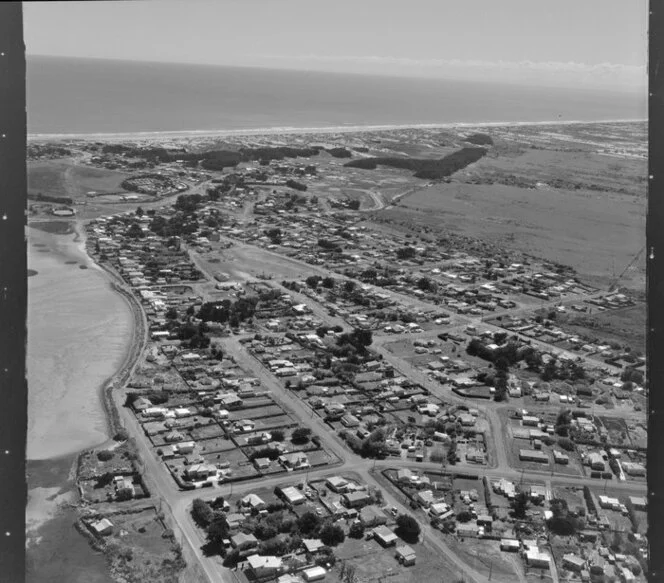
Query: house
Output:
[[598, 495, 621, 510], [245, 554, 283, 578], [302, 538, 325, 553], [629, 496, 647, 510], [326, 476, 350, 493], [522, 415, 540, 427], [360, 505, 388, 527], [553, 450, 570, 464], [215, 392, 243, 408], [477, 515, 493, 527], [90, 518, 113, 536], [341, 414, 361, 428], [587, 452, 606, 472], [185, 463, 217, 480], [563, 554, 586, 572], [253, 457, 271, 470], [113, 476, 135, 498], [519, 449, 549, 463], [302, 566, 326, 582], [279, 452, 310, 470], [524, 549, 551, 569], [529, 485, 547, 503], [578, 530, 599, 543], [429, 502, 452, 517], [176, 441, 195, 455], [372, 525, 399, 547], [456, 523, 479, 538], [241, 493, 266, 511], [500, 539, 520, 552], [164, 430, 185, 443], [622, 462, 646, 477], [457, 414, 475, 426], [396, 468, 414, 483], [132, 397, 152, 412], [342, 490, 372, 508], [231, 532, 258, 550], [225, 513, 244, 530], [395, 545, 417, 566], [280, 486, 306, 505], [415, 490, 436, 507]]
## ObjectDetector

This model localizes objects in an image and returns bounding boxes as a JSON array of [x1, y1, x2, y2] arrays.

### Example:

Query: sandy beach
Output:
[[27, 222, 134, 460], [27, 118, 645, 143]]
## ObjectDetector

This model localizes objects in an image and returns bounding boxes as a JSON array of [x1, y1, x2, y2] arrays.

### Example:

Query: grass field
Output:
[[393, 181, 645, 289], [554, 304, 646, 353], [28, 160, 130, 199]]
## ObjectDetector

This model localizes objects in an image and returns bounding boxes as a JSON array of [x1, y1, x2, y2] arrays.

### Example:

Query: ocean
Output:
[[27, 55, 646, 136]]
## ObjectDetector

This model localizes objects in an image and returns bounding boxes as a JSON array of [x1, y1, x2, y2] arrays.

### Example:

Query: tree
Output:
[[511, 492, 529, 519], [447, 439, 458, 465], [297, 511, 321, 536], [292, 427, 312, 445], [113, 428, 129, 441], [343, 280, 356, 293], [306, 275, 321, 289], [320, 524, 345, 546], [558, 437, 575, 452], [207, 516, 230, 546], [396, 247, 416, 260], [135, 206, 144, 217], [165, 307, 178, 320], [322, 276, 335, 289], [348, 522, 364, 539], [126, 222, 145, 239], [555, 409, 572, 437], [192, 498, 215, 528], [270, 429, 285, 442], [395, 514, 420, 543], [97, 450, 114, 462]]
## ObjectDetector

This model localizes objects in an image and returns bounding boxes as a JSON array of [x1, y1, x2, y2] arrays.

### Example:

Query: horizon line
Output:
[[28, 118, 647, 143]]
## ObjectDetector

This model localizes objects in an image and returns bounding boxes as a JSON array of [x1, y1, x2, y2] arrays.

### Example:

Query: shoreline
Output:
[[72, 218, 148, 445], [28, 117, 646, 143]]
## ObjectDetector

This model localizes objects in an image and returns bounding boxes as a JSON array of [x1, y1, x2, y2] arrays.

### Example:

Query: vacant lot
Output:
[[333, 536, 464, 583], [98, 508, 185, 583], [443, 536, 525, 583]]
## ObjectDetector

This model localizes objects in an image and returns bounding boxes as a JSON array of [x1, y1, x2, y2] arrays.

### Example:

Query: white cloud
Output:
[[258, 54, 646, 91]]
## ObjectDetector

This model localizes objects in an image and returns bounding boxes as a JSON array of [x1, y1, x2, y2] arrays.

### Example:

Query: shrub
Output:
[[320, 524, 345, 546], [395, 514, 420, 544], [97, 450, 114, 462], [292, 427, 312, 445], [113, 429, 130, 441]]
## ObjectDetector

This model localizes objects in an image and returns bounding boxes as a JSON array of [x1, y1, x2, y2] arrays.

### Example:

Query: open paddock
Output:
[[28, 159, 130, 199], [104, 507, 170, 555], [332, 535, 464, 583], [387, 178, 645, 289], [149, 432, 193, 448], [228, 404, 284, 420], [197, 436, 237, 455], [189, 422, 226, 441]]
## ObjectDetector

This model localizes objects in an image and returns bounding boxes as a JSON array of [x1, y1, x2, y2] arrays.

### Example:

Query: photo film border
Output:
[[0, 3, 27, 581], [649, 2, 663, 582]]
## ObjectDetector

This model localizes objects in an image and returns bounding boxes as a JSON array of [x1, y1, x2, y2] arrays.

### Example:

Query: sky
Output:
[[24, 0, 648, 92]]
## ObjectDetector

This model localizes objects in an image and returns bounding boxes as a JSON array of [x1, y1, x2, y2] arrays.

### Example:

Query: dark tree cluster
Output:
[[344, 147, 488, 180]]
